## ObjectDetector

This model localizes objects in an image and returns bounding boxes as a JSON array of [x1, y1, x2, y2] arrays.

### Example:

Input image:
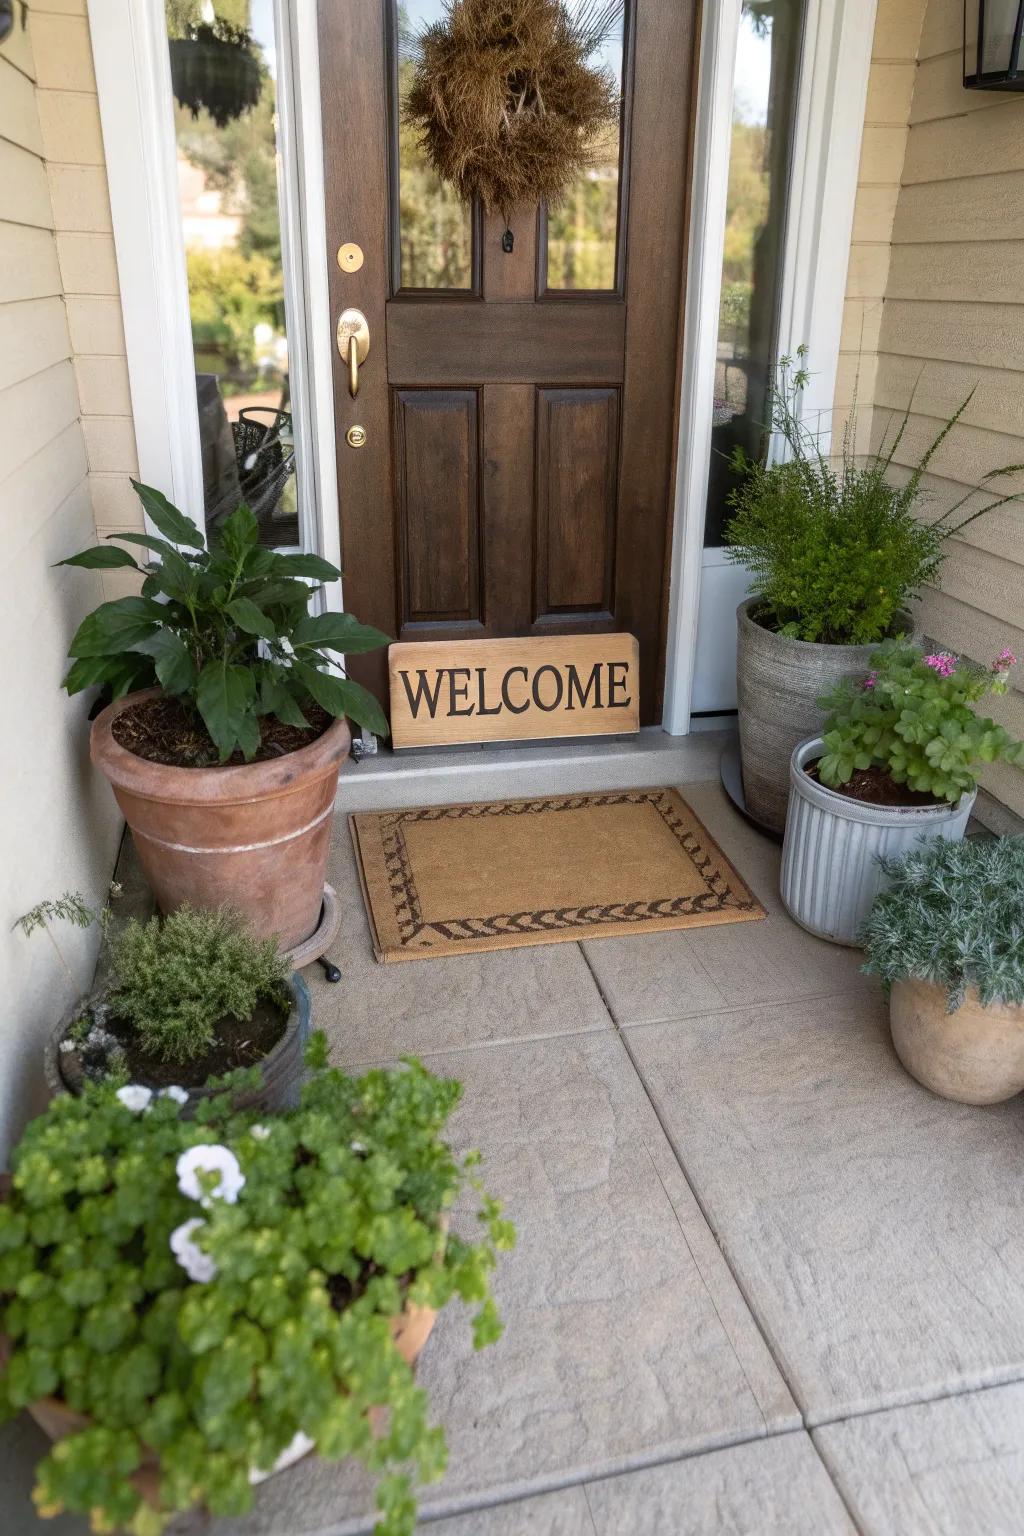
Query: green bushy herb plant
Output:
[[859, 837, 1024, 1011], [108, 906, 290, 1063], [0, 1037, 515, 1536], [817, 640, 1023, 804], [724, 348, 1024, 644], [58, 480, 390, 761]]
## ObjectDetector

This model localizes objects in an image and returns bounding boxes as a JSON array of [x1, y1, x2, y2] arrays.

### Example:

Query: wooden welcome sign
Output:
[[388, 634, 640, 749]]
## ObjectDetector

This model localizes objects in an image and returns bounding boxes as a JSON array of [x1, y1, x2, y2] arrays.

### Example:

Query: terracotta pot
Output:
[[91, 690, 351, 950], [889, 978, 1024, 1105], [42, 973, 312, 1114], [22, 1300, 437, 1503]]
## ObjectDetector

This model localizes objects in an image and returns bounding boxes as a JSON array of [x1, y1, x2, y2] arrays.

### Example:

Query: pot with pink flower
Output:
[[780, 641, 1024, 944]]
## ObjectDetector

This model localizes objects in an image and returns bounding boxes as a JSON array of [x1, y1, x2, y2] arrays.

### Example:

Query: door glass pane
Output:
[[395, 1, 474, 290], [545, 1, 625, 292], [704, 0, 804, 547], [166, 0, 299, 546]]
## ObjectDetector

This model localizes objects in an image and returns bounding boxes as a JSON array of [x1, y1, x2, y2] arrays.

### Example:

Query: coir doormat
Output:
[[350, 788, 765, 962]]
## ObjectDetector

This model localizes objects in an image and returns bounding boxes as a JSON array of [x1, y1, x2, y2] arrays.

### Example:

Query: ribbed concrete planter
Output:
[[780, 737, 975, 946], [91, 689, 351, 950], [43, 972, 312, 1114], [736, 600, 912, 835], [890, 978, 1024, 1105]]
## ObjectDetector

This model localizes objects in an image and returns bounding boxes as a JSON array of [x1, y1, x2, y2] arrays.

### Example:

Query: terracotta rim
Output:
[[90, 688, 352, 806]]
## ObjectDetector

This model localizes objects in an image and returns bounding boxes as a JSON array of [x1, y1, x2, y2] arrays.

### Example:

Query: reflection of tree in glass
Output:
[[397, 4, 473, 289], [170, 0, 287, 394], [546, 119, 619, 290], [187, 247, 282, 381]]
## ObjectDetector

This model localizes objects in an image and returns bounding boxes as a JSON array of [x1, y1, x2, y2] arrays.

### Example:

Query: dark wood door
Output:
[[319, 0, 697, 726]]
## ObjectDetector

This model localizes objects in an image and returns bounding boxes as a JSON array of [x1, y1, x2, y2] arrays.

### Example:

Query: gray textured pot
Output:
[[736, 599, 913, 835], [780, 737, 975, 946]]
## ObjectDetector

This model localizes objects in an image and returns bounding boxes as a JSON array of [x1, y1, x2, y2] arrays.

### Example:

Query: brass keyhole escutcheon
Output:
[[346, 424, 367, 449], [337, 242, 364, 272]]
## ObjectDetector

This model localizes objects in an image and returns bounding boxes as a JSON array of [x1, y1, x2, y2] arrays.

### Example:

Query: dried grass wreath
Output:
[[403, 0, 622, 219]]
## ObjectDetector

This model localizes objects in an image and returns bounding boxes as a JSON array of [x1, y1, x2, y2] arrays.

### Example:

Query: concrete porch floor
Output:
[[8, 738, 1024, 1534]]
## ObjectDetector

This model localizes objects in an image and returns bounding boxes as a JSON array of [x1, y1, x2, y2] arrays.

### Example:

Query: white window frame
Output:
[[88, 0, 341, 609], [661, 0, 877, 732]]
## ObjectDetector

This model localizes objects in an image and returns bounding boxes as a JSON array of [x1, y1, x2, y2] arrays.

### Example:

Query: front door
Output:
[[318, 0, 697, 726]]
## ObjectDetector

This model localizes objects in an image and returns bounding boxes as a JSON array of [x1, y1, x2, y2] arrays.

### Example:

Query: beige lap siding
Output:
[[0, 4, 135, 1156], [834, 0, 1024, 820]]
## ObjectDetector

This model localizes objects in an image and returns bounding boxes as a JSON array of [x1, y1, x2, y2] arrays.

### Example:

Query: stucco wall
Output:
[[835, 0, 1024, 821], [0, 2, 132, 1159]]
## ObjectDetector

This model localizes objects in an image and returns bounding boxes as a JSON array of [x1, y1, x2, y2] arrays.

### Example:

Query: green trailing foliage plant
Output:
[[108, 906, 291, 1064], [58, 480, 390, 761], [816, 640, 1023, 804], [724, 348, 1024, 645], [859, 836, 1024, 1012], [0, 1037, 515, 1536]]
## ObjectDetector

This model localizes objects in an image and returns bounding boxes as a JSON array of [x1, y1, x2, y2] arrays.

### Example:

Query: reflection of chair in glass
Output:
[[231, 408, 298, 545]]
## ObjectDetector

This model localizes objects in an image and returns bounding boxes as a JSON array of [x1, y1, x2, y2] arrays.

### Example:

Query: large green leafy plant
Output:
[[724, 349, 1024, 644], [859, 837, 1024, 1011], [0, 1039, 514, 1536], [59, 481, 389, 761], [817, 641, 1023, 804]]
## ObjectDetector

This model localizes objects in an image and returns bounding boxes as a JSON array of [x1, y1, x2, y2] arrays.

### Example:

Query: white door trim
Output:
[[661, 0, 878, 733], [661, 0, 742, 735]]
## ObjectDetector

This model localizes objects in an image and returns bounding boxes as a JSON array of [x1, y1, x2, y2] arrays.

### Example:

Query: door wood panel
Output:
[[387, 302, 627, 385], [535, 388, 619, 620], [393, 389, 481, 629], [319, 0, 698, 727]]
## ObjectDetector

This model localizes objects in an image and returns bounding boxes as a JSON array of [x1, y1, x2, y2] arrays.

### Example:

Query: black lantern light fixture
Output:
[[964, 0, 1024, 90]]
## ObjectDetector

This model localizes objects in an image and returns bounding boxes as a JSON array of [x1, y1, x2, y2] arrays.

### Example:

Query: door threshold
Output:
[[337, 725, 735, 811]]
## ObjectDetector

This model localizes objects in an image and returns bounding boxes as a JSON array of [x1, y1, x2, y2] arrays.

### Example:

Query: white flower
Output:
[[170, 1218, 217, 1283], [116, 1084, 153, 1114], [250, 1124, 271, 1141], [176, 1144, 246, 1206], [59, 1039, 76, 1054], [160, 1085, 189, 1105], [350, 1140, 367, 1154]]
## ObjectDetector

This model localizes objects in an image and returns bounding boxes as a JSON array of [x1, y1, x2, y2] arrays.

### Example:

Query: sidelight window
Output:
[[703, 0, 804, 547], [164, 0, 301, 546]]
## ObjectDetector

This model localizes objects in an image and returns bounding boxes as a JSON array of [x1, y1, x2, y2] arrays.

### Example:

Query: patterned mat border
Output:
[[352, 789, 766, 956]]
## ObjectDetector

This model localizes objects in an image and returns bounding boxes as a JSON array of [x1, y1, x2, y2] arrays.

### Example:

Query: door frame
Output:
[[90, 0, 876, 734]]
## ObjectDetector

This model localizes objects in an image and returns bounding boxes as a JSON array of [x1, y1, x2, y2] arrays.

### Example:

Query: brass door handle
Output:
[[337, 308, 370, 398]]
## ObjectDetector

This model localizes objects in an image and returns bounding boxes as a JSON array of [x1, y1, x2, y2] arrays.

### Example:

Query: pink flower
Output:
[[862, 671, 878, 690], [993, 648, 1017, 673], [924, 652, 956, 679]]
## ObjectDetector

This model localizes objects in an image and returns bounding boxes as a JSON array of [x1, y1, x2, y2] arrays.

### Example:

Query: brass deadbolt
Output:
[[346, 424, 367, 449], [337, 242, 364, 272]]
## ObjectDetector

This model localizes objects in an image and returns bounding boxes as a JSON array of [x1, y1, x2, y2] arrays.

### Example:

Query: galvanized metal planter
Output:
[[780, 737, 976, 946], [736, 599, 912, 835]]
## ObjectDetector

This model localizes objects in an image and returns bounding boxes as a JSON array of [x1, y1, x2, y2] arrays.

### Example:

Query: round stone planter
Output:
[[43, 972, 311, 1115], [736, 599, 912, 835], [779, 737, 976, 946], [90, 689, 352, 952], [889, 978, 1024, 1105]]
